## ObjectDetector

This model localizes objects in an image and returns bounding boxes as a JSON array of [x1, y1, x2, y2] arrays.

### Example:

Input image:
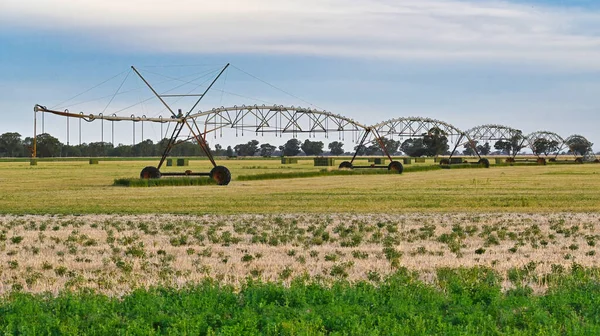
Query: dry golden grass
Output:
[[0, 159, 599, 213], [1, 213, 599, 295]]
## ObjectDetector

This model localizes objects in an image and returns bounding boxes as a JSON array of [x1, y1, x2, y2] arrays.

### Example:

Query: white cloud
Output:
[[2, 0, 600, 68]]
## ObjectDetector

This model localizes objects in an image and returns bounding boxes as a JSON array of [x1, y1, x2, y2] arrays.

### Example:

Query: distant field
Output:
[[0, 158, 598, 214]]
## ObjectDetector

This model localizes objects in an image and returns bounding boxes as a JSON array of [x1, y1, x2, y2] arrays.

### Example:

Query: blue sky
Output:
[[1, 0, 599, 151]]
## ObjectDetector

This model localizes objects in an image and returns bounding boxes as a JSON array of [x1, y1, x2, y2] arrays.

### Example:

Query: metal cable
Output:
[[61, 68, 218, 110], [111, 69, 220, 116], [230, 65, 325, 110], [51, 70, 128, 109], [101, 71, 131, 114]]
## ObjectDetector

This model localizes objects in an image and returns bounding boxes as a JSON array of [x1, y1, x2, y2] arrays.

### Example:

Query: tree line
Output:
[[0, 130, 593, 158]]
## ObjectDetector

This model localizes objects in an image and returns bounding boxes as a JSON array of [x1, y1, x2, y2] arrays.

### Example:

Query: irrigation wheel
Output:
[[140, 166, 161, 179], [439, 158, 450, 165], [537, 158, 547, 165], [478, 158, 490, 168], [338, 161, 353, 169], [210, 166, 231, 185], [388, 161, 404, 174]]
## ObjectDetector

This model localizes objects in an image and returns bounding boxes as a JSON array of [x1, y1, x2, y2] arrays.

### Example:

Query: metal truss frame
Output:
[[526, 131, 566, 158], [463, 124, 526, 159], [564, 134, 597, 162], [368, 117, 479, 161], [188, 105, 368, 138]]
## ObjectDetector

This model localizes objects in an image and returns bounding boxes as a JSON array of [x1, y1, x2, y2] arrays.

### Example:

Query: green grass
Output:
[[1, 267, 600, 334], [114, 177, 217, 187], [237, 168, 397, 181]]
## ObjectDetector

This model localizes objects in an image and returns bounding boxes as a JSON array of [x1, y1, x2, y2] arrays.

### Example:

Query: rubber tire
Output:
[[537, 158, 547, 165], [140, 166, 161, 179], [210, 166, 231, 185], [506, 158, 515, 163], [388, 161, 404, 174], [338, 161, 353, 169], [439, 158, 450, 165], [575, 158, 584, 164], [478, 158, 490, 168]]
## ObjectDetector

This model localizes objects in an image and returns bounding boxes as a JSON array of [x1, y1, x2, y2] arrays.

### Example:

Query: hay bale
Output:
[[89, 159, 99, 165], [166, 159, 173, 167], [495, 158, 504, 164], [313, 157, 335, 166], [281, 157, 298, 164], [415, 158, 426, 163], [403, 158, 412, 164], [176, 158, 189, 166], [29, 159, 37, 166]]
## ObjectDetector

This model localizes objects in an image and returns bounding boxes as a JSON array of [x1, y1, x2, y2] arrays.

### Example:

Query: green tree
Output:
[[109, 144, 133, 157], [494, 135, 525, 156], [400, 138, 427, 157], [133, 139, 156, 157], [62, 145, 81, 157], [226, 146, 234, 157], [531, 138, 560, 156], [423, 127, 449, 156], [565, 135, 593, 156], [477, 142, 491, 155], [379, 137, 401, 155], [0, 132, 24, 157], [87, 142, 112, 157], [282, 139, 301, 156], [301, 139, 324, 156], [463, 141, 477, 156], [259, 143, 276, 157], [353, 144, 377, 156], [328, 141, 344, 155], [35, 133, 63, 157], [213, 144, 224, 156], [234, 140, 259, 156]]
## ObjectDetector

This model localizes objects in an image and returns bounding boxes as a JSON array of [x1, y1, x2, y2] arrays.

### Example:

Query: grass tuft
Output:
[[113, 177, 216, 187], [236, 163, 486, 181], [237, 169, 396, 181]]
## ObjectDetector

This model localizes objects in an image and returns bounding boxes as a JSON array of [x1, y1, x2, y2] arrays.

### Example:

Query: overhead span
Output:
[[368, 116, 478, 160], [564, 134, 592, 147], [526, 131, 565, 157], [564, 134, 597, 162], [465, 124, 523, 141], [526, 131, 565, 145], [370, 117, 467, 138], [463, 124, 526, 158], [188, 105, 369, 136], [35, 104, 369, 135]]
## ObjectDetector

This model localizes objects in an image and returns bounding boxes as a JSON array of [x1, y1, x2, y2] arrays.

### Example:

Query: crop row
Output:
[[1, 266, 600, 334]]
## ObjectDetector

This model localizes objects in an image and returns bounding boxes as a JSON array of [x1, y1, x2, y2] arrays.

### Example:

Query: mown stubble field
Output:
[[0, 159, 599, 213]]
